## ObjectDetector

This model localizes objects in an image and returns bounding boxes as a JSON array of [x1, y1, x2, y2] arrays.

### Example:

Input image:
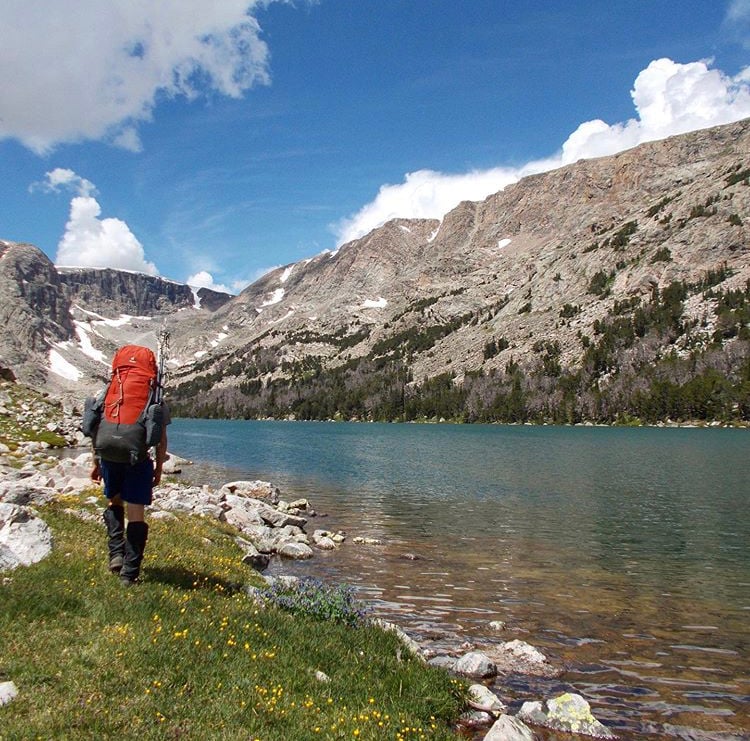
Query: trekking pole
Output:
[[156, 326, 170, 404]]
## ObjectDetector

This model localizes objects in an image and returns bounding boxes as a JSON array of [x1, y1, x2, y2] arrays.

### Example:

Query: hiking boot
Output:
[[103, 505, 125, 573], [120, 521, 148, 585]]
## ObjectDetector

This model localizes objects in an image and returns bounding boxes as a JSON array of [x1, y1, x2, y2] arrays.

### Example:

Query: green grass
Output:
[[0, 494, 466, 740]]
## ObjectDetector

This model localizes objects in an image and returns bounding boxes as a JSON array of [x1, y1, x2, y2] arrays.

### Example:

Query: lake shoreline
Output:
[[168, 418, 750, 741]]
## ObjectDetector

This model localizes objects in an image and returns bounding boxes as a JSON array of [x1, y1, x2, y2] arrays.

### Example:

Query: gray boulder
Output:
[[0, 681, 19, 707], [468, 684, 506, 713], [221, 480, 279, 503], [0, 503, 53, 571], [235, 536, 270, 571], [255, 500, 307, 529], [484, 715, 537, 741], [454, 651, 497, 679], [276, 541, 314, 560], [427, 655, 456, 671], [484, 639, 561, 678]]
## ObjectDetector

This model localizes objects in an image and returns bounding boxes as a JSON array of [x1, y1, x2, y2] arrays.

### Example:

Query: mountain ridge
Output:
[[1, 118, 748, 423], [167, 117, 750, 423]]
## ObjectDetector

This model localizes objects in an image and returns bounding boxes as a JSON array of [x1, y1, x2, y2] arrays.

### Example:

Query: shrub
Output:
[[588, 270, 614, 297], [609, 221, 637, 249], [559, 303, 580, 318], [259, 577, 370, 627], [651, 247, 672, 263]]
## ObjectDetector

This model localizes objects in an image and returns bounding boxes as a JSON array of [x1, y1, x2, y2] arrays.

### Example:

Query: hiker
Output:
[[83, 342, 170, 585]]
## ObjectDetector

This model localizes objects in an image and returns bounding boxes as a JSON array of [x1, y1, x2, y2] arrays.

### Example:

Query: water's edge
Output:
[[168, 419, 750, 741]]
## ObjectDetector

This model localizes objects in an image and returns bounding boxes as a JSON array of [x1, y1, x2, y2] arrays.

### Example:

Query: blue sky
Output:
[[1, 1, 749, 294]]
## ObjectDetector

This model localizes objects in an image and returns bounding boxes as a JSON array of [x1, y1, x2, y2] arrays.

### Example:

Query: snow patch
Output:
[[498, 238, 512, 249], [362, 297, 388, 309], [49, 349, 81, 381], [428, 224, 442, 243], [73, 322, 106, 364], [399, 225, 412, 233], [261, 288, 285, 307], [190, 287, 202, 309], [85, 313, 154, 328], [194, 350, 208, 359], [75, 305, 107, 321], [210, 332, 229, 348], [280, 266, 294, 283]]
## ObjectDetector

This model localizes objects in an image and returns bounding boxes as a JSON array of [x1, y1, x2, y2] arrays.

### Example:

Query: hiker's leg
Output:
[[126, 502, 145, 522], [119, 460, 153, 584], [99, 462, 126, 573], [103, 501, 125, 572], [120, 521, 148, 585]]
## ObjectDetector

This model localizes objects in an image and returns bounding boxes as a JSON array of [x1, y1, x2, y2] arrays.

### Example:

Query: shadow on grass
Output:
[[144, 565, 246, 595]]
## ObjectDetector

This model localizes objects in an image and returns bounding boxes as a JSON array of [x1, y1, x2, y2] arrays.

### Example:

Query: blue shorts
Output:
[[99, 458, 154, 506]]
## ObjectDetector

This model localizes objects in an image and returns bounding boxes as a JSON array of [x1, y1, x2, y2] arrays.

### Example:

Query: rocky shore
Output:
[[0, 381, 618, 740]]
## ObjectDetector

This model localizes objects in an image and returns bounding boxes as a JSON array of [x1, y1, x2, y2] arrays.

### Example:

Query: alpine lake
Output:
[[168, 419, 750, 741]]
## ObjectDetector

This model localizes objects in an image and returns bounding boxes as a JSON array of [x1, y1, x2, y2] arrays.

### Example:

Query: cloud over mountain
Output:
[[335, 58, 750, 245], [39, 169, 158, 276]]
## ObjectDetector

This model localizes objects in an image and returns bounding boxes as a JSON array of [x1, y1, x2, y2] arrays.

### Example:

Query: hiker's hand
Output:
[[90, 462, 101, 482], [153, 464, 162, 486]]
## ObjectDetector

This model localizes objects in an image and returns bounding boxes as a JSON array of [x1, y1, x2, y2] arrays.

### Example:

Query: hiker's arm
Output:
[[153, 426, 168, 485], [90, 448, 101, 482]]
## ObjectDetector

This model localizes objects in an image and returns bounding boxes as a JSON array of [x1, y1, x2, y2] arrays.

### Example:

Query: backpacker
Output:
[[83, 345, 165, 465]]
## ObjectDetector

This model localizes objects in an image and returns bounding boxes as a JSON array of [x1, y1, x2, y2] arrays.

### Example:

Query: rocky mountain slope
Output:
[[168, 118, 750, 423], [1, 118, 748, 423], [0, 241, 231, 396]]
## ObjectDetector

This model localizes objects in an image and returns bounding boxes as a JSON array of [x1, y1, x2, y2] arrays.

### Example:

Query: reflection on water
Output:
[[169, 420, 750, 740]]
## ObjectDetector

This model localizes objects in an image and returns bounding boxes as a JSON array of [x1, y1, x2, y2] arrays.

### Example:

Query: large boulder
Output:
[[484, 715, 537, 741], [454, 651, 497, 679], [0, 503, 53, 571], [518, 693, 616, 739], [220, 480, 279, 503], [484, 639, 561, 678]]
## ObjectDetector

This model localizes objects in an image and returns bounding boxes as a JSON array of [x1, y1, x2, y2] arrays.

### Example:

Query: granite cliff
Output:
[[0, 243, 231, 396]]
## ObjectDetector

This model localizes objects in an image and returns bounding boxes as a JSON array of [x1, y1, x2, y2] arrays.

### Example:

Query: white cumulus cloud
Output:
[[33, 168, 97, 197], [187, 270, 233, 294], [41, 169, 159, 275], [0, 1, 276, 153], [335, 58, 750, 245]]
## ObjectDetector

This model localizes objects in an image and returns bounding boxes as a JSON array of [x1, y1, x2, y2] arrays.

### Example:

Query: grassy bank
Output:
[[0, 491, 466, 740]]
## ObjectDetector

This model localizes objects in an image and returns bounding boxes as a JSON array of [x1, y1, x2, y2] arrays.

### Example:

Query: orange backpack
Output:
[[103, 346, 157, 425], [84, 345, 164, 464]]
